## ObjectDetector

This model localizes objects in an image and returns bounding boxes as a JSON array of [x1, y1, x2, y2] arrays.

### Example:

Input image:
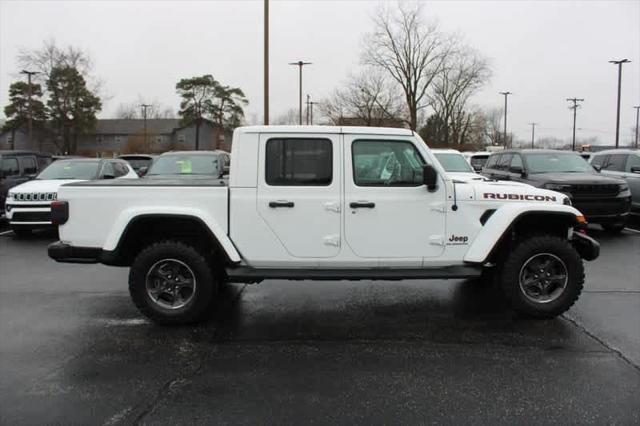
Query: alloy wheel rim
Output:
[[518, 253, 568, 304], [145, 259, 196, 310]]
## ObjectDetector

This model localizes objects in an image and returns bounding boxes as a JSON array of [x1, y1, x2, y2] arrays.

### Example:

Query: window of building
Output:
[[115, 136, 122, 143], [265, 138, 332, 186], [96, 135, 103, 143], [352, 140, 425, 187], [177, 134, 186, 143], [19, 156, 37, 175], [1, 158, 19, 176]]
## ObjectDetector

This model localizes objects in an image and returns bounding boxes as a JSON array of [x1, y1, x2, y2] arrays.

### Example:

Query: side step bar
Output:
[[225, 265, 483, 283]]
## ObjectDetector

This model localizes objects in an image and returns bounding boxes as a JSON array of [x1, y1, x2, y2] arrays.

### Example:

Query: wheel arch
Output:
[[464, 206, 581, 264], [101, 213, 241, 267]]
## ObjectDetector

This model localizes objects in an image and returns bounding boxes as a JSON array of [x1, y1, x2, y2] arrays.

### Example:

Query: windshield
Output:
[[147, 154, 220, 176], [434, 153, 474, 173], [525, 153, 594, 173], [37, 160, 100, 180]]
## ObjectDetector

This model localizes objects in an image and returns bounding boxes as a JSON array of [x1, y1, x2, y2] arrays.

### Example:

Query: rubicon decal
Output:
[[483, 193, 557, 202]]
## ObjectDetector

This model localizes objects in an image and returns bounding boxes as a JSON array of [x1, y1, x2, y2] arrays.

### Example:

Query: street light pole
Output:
[[140, 104, 151, 152], [264, 0, 269, 125], [529, 122, 537, 149], [566, 98, 584, 151], [634, 106, 640, 149], [305, 94, 311, 125], [289, 60, 312, 125], [21, 70, 39, 150], [499, 92, 512, 148], [609, 59, 631, 148]]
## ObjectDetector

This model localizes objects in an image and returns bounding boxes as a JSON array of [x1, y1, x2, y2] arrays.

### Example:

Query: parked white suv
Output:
[[48, 126, 598, 324], [5, 158, 137, 236]]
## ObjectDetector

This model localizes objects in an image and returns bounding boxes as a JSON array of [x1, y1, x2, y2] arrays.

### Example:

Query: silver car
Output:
[[591, 149, 640, 217]]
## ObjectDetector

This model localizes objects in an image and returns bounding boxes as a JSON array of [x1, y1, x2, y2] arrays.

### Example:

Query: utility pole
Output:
[[289, 60, 312, 125], [499, 92, 512, 148], [634, 106, 640, 149], [140, 104, 151, 152], [21, 70, 39, 150], [529, 122, 537, 148], [264, 0, 269, 125], [566, 98, 584, 151], [609, 59, 631, 148], [305, 94, 311, 125], [310, 101, 319, 125]]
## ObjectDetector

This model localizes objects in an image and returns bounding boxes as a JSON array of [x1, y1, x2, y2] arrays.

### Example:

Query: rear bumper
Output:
[[571, 232, 600, 261], [48, 241, 102, 264]]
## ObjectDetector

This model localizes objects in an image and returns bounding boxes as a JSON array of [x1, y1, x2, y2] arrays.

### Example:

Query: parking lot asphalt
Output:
[[0, 223, 639, 424]]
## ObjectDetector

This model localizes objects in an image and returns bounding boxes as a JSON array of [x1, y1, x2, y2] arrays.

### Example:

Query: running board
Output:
[[225, 265, 483, 283]]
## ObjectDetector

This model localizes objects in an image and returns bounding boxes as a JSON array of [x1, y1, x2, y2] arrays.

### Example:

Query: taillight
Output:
[[51, 201, 69, 226]]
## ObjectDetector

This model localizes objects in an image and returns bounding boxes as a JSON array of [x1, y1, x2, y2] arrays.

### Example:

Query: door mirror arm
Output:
[[422, 164, 438, 192], [592, 164, 602, 172]]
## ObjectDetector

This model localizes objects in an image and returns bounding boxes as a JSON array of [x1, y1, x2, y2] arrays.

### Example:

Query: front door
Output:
[[343, 135, 446, 260], [256, 134, 341, 258]]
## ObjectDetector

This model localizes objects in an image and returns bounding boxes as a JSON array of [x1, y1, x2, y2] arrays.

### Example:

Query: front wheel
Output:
[[129, 241, 218, 325], [500, 235, 584, 319]]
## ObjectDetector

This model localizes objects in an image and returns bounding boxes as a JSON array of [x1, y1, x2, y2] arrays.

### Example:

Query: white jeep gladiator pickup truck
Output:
[[48, 126, 599, 324]]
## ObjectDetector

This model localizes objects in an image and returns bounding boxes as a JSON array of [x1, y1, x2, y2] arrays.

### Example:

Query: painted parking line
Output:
[[0, 230, 13, 236], [624, 227, 640, 235]]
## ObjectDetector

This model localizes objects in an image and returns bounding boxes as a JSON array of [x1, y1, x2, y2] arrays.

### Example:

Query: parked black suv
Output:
[[482, 149, 632, 231], [1, 150, 52, 219]]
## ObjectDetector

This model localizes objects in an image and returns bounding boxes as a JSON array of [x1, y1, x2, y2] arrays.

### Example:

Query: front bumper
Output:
[[571, 232, 600, 261]]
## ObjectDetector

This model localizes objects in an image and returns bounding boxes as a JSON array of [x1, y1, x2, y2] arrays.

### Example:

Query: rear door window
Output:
[[19, 156, 37, 175], [591, 154, 607, 168], [626, 154, 640, 172], [604, 154, 627, 172], [266, 138, 333, 186], [1, 157, 19, 177]]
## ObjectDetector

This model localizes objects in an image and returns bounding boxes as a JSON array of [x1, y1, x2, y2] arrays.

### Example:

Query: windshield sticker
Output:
[[176, 160, 192, 174], [484, 193, 556, 202]]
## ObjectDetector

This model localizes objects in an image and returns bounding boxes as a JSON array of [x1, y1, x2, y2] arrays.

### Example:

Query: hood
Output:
[[464, 179, 565, 205], [448, 172, 489, 183], [525, 172, 625, 185], [8, 179, 85, 194]]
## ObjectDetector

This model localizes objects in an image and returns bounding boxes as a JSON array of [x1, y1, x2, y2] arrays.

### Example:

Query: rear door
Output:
[[343, 135, 446, 260], [256, 134, 341, 258]]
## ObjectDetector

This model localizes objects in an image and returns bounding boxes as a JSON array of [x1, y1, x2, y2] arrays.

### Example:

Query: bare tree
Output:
[[322, 71, 404, 126], [363, 2, 450, 130], [272, 108, 299, 125], [115, 97, 176, 119], [429, 44, 491, 145], [17, 39, 104, 97]]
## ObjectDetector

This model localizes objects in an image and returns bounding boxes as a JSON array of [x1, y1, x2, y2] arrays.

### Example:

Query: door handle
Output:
[[350, 201, 375, 209], [269, 201, 295, 208]]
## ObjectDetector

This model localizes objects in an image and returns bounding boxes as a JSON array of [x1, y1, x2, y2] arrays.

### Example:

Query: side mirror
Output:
[[592, 164, 602, 172], [422, 164, 438, 191], [472, 165, 482, 172], [631, 166, 640, 174], [138, 166, 148, 176], [102, 173, 115, 180]]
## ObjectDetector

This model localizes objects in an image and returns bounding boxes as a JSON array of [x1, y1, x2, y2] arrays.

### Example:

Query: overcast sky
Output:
[[1, 0, 639, 144]]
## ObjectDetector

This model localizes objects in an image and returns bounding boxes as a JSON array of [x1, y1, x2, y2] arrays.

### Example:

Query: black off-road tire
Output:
[[500, 234, 584, 319], [129, 240, 218, 325], [602, 223, 625, 233], [12, 227, 32, 238]]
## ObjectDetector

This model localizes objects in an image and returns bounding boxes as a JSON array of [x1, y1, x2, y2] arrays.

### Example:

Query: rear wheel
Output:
[[500, 234, 584, 318], [129, 241, 218, 325]]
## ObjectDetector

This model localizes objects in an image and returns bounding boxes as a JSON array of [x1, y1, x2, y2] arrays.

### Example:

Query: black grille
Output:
[[569, 184, 619, 198], [12, 211, 51, 222], [574, 198, 630, 217]]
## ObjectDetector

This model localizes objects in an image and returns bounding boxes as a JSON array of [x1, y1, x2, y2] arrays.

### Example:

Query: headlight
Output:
[[544, 183, 571, 191], [619, 183, 629, 192], [6, 193, 14, 201]]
